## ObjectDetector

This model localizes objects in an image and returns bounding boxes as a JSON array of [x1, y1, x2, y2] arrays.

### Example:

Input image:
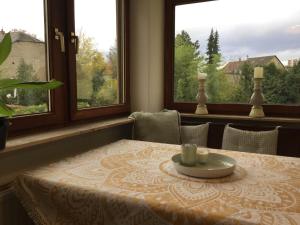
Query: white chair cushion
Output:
[[222, 125, 279, 155], [181, 123, 209, 147]]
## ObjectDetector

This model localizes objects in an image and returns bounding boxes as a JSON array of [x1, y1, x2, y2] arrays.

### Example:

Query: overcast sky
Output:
[[176, 0, 300, 65], [0, 0, 116, 53]]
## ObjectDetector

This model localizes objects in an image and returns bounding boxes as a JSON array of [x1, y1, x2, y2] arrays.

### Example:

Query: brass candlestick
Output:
[[249, 77, 265, 117], [195, 74, 208, 115]]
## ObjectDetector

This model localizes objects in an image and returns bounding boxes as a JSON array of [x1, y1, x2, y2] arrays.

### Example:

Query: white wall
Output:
[[130, 0, 164, 112]]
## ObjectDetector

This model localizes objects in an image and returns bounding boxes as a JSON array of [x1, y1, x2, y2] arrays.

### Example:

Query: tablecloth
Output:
[[14, 139, 300, 225]]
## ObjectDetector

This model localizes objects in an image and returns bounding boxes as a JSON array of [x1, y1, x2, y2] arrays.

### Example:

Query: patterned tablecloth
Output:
[[14, 140, 300, 225]]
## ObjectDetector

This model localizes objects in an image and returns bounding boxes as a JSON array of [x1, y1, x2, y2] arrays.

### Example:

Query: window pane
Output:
[[75, 0, 123, 109], [174, 0, 300, 105], [0, 0, 50, 116]]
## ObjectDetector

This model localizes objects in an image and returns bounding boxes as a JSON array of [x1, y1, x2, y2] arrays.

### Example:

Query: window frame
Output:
[[8, 0, 130, 135], [66, 0, 130, 121], [8, 0, 68, 133], [164, 0, 300, 118]]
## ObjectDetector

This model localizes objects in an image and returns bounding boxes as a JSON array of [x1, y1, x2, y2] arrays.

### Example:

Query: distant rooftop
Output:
[[0, 29, 43, 44], [223, 55, 285, 74]]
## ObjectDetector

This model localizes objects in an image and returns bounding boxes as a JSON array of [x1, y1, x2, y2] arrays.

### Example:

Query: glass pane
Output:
[[174, 0, 300, 105], [75, 0, 123, 109], [0, 0, 50, 116]]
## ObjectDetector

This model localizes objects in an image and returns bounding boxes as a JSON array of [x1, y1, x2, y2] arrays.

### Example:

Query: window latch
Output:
[[54, 28, 65, 53], [70, 32, 79, 54]]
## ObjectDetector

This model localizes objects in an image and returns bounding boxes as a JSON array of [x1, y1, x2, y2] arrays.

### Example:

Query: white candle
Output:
[[254, 67, 264, 79], [198, 72, 207, 80], [197, 148, 209, 164]]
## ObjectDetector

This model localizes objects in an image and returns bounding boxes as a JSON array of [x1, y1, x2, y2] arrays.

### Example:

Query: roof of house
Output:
[[0, 30, 43, 44], [223, 55, 285, 74]]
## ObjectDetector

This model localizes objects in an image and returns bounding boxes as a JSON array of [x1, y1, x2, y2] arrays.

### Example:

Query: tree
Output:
[[283, 72, 300, 104], [205, 54, 233, 103], [107, 45, 118, 79], [231, 62, 253, 103], [229, 62, 300, 104], [16, 59, 47, 106], [206, 29, 215, 64], [95, 78, 118, 105], [206, 29, 221, 64], [76, 32, 107, 102], [212, 30, 220, 55], [76, 32, 120, 107], [174, 30, 204, 102], [263, 63, 300, 104], [175, 30, 200, 54], [90, 69, 105, 106], [263, 63, 286, 104]]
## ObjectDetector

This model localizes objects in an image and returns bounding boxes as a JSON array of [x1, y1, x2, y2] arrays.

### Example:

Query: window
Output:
[[75, 0, 124, 109], [68, 0, 129, 120], [165, 0, 300, 117], [0, 0, 130, 134]]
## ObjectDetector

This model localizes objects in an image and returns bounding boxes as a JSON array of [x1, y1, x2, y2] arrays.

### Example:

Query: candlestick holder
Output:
[[195, 77, 208, 115], [249, 77, 265, 117]]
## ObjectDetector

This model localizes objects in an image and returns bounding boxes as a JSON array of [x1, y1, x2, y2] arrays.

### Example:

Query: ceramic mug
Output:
[[181, 144, 197, 166]]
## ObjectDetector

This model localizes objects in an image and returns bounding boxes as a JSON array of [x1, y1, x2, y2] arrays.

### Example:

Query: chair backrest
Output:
[[222, 125, 279, 155], [181, 123, 209, 147], [129, 110, 181, 144]]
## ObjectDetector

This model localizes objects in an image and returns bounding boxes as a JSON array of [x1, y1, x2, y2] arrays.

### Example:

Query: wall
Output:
[[130, 0, 164, 112]]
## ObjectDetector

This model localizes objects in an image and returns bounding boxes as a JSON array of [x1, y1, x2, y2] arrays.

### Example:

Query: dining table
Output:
[[14, 139, 300, 225]]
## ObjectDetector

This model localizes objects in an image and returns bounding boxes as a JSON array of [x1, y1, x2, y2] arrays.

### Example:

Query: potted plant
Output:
[[0, 33, 63, 150]]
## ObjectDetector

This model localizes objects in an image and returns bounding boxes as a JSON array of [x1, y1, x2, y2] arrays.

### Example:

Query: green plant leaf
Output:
[[0, 79, 23, 89], [0, 79, 63, 90], [0, 101, 13, 117], [0, 33, 12, 65], [13, 79, 63, 89]]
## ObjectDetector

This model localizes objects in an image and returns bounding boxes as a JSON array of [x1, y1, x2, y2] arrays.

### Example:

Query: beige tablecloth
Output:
[[14, 140, 300, 225]]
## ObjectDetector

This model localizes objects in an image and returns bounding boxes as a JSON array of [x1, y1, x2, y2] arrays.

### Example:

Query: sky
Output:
[[175, 0, 300, 65], [0, 0, 117, 53]]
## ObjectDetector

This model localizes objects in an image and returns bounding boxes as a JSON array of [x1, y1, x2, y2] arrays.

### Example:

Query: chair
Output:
[[222, 124, 279, 155], [129, 110, 181, 144], [181, 123, 209, 147]]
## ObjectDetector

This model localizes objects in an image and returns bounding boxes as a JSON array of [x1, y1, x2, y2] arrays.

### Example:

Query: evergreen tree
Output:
[[206, 29, 215, 64], [212, 30, 220, 55]]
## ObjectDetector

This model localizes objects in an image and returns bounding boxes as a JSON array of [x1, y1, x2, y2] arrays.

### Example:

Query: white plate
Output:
[[172, 153, 236, 178]]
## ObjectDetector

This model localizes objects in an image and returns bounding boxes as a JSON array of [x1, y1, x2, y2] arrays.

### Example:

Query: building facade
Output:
[[0, 30, 47, 81]]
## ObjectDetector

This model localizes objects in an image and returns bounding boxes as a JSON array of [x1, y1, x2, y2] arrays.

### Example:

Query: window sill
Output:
[[181, 113, 300, 124], [2, 117, 133, 156]]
